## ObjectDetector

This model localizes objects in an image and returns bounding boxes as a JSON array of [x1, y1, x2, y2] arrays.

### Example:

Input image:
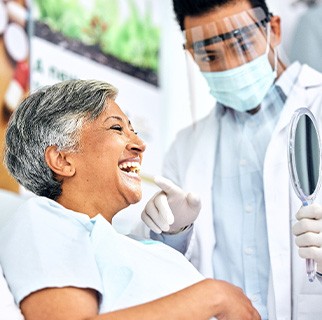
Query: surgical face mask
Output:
[[201, 26, 277, 112]]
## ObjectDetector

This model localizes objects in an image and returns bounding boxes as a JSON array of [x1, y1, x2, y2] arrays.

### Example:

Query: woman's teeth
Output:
[[119, 162, 141, 174]]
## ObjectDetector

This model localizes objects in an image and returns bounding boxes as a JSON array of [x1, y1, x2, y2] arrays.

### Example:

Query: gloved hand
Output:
[[141, 176, 201, 234], [292, 203, 322, 273]]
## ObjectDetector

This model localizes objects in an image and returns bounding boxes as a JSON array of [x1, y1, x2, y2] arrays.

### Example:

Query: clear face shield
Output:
[[184, 7, 273, 72]]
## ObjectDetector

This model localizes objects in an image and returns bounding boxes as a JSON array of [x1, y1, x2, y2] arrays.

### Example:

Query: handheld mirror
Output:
[[288, 108, 322, 282]]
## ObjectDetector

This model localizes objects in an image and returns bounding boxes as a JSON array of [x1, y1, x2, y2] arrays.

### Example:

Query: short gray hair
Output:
[[4, 79, 118, 200]]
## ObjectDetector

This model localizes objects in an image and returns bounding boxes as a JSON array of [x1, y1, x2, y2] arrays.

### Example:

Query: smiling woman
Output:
[[0, 79, 260, 320], [45, 95, 147, 220]]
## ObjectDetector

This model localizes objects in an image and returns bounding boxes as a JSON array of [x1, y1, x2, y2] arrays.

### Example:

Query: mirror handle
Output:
[[303, 200, 317, 282], [306, 258, 316, 282]]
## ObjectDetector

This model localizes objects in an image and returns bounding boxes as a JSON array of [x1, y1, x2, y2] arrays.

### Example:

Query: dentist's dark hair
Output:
[[172, 0, 270, 30], [4, 79, 118, 200]]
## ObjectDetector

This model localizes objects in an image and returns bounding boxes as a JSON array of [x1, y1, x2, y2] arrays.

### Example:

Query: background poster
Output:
[[0, 0, 30, 192], [30, 0, 165, 233]]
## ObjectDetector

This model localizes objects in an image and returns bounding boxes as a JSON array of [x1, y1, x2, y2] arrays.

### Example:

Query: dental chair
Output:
[[0, 189, 25, 320]]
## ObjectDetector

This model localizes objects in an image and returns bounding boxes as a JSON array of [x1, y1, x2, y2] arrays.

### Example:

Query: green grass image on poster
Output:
[[33, 0, 160, 86]]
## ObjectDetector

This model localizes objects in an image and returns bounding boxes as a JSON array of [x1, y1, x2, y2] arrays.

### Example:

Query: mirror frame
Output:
[[288, 108, 322, 204]]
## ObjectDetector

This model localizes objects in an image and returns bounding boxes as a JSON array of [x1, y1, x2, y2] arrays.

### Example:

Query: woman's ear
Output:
[[45, 146, 76, 177], [269, 15, 281, 47]]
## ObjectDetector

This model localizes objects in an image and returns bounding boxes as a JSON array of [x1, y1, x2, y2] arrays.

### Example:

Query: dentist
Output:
[[142, 1, 322, 319]]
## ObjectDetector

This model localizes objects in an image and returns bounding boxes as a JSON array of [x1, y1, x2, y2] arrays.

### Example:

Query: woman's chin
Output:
[[127, 190, 142, 205], [120, 172, 142, 202]]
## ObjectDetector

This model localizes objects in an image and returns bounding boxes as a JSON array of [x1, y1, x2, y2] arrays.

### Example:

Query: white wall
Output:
[[159, 0, 215, 152], [267, 0, 308, 56]]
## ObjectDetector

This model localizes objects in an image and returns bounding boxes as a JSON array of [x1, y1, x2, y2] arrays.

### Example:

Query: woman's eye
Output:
[[111, 125, 123, 132]]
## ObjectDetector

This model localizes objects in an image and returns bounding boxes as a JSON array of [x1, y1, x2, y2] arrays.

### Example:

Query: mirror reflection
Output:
[[294, 114, 320, 197]]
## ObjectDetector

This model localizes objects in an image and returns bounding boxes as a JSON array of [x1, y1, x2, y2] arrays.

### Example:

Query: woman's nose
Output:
[[126, 133, 146, 154]]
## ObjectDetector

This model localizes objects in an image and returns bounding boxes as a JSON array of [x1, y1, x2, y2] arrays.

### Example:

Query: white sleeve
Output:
[[150, 224, 193, 254], [0, 198, 103, 306]]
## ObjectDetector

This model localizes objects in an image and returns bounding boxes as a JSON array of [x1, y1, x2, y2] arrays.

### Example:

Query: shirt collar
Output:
[[274, 61, 301, 98]]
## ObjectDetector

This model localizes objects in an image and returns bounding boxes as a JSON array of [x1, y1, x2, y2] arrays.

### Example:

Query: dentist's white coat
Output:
[[163, 63, 322, 320]]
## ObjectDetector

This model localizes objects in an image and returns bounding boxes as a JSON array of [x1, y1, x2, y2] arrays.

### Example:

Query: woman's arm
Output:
[[21, 279, 260, 320]]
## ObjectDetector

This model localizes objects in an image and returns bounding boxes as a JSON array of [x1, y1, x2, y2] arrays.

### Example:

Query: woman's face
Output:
[[66, 99, 146, 219]]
